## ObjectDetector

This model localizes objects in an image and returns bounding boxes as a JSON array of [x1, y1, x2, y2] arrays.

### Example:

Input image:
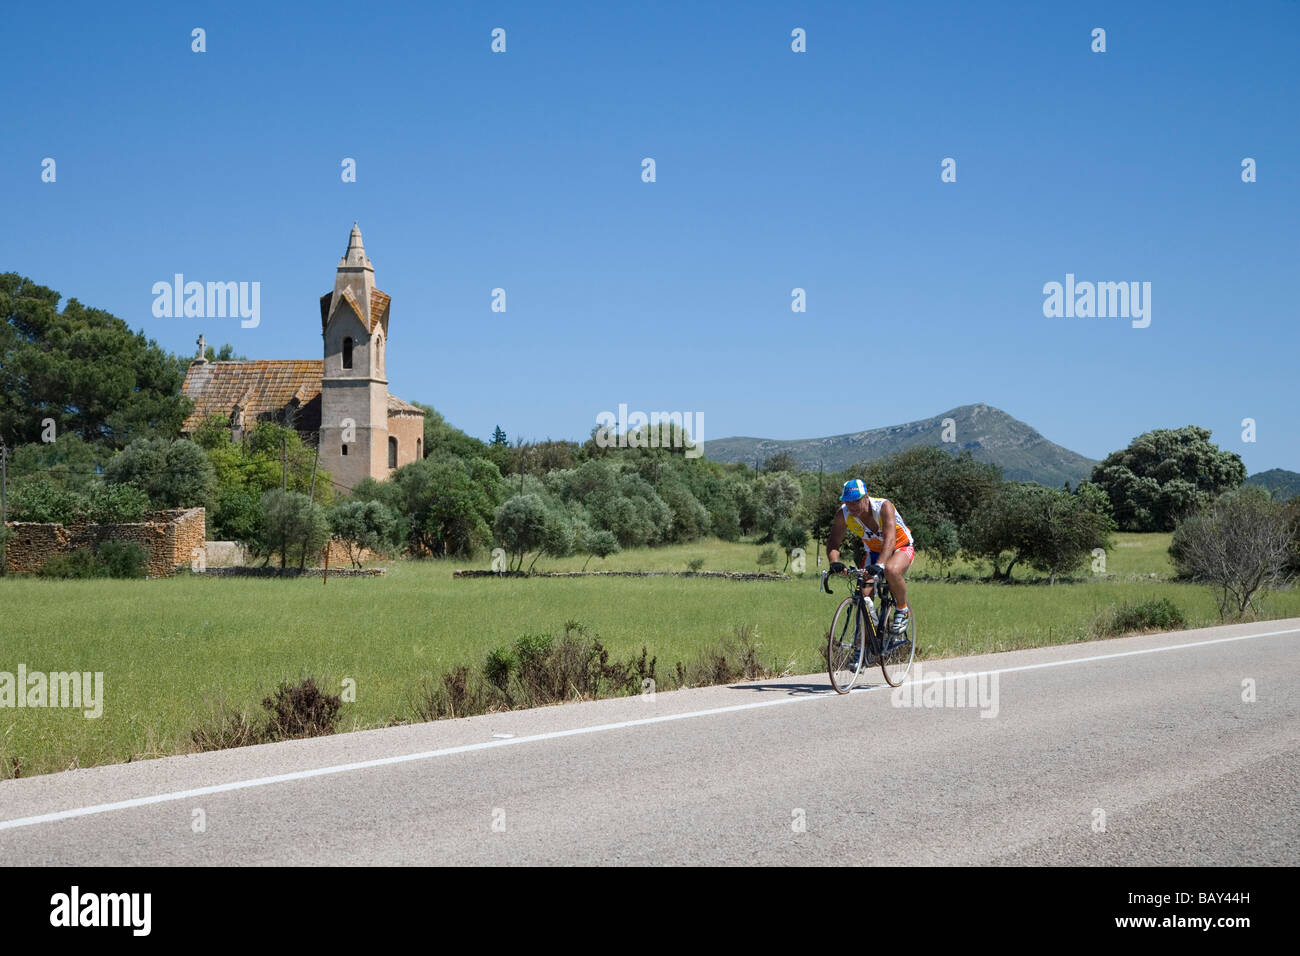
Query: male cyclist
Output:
[[826, 479, 915, 661]]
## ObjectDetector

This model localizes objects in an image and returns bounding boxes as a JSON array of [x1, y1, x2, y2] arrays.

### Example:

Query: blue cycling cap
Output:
[[840, 479, 868, 502]]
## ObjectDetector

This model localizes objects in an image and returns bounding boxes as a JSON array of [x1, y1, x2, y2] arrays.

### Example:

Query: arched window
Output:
[[342, 337, 353, 370], [388, 436, 398, 468], [416, 437, 422, 459]]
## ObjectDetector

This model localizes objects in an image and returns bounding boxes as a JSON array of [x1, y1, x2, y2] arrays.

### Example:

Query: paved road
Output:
[[2, 619, 1296, 865]]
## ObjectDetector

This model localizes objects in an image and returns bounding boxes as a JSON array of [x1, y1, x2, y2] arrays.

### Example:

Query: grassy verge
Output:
[[1, 534, 1295, 777]]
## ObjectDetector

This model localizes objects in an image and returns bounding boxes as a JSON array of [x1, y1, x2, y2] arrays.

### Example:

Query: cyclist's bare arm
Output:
[[877, 500, 899, 565], [826, 509, 847, 567]]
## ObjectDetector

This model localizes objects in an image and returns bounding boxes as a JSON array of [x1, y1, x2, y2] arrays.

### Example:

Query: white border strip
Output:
[[1, 626, 1295, 833]]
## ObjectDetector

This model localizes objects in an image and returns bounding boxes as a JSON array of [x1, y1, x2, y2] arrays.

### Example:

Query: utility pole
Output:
[[306, 443, 320, 505], [817, 457, 824, 568], [517, 437, 525, 495], [300, 443, 322, 572]]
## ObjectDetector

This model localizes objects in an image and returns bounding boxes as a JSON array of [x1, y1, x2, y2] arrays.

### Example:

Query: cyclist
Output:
[[826, 479, 915, 659]]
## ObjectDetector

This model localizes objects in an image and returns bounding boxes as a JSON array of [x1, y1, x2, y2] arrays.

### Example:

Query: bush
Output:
[[95, 540, 148, 578], [1095, 599, 1186, 637], [687, 557, 706, 572], [410, 623, 787, 722], [105, 437, 217, 509], [38, 547, 102, 579], [191, 677, 344, 751], [261, 677, 343, 741], [415, 624, 658, 719], [1169, 484, 1294, 618], [756, 546, 778, 568], [415, 665, 501, 720], [190, 705, 262, 752], [671, 624, 782, 688]]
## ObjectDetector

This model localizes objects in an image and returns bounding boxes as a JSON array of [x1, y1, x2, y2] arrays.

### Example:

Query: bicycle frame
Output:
[[823, 565, 915, 691], [824, 567, 894, 658]]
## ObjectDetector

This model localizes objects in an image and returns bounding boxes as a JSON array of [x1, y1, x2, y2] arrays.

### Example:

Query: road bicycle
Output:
[[820, 564, 916, 692]]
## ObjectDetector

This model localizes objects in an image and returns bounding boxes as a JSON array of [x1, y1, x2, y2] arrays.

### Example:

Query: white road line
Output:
[[1, 626, 1295, 833]]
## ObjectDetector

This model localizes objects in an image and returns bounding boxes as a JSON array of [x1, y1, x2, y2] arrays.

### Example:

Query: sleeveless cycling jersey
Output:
[[842, 497, 913, 552]]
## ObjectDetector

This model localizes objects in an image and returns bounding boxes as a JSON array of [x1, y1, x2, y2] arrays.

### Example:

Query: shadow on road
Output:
[[726, 680, 833, 695]]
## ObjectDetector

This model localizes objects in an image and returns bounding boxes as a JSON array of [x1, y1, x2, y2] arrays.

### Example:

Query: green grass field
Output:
[[2, 533, 1296, 777]]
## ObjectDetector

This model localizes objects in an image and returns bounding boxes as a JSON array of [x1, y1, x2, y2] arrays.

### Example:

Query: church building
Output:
[[181, 224, 425, 490]]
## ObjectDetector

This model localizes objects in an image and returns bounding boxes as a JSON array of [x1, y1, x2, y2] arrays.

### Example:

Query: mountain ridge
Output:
[[705, 403, 1099, 488], [1245, 468, 1300, 501]]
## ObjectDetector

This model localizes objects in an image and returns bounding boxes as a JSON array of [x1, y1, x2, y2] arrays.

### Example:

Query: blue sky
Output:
[[3, 0, 1297, 471]]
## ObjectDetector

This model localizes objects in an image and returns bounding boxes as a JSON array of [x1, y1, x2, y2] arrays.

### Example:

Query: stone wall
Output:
[[200, 566, 384, 578], [204, 540, 251, 568], [387, 412, 424, 470], [452, 569, 791, 581], [2, 508, 206, 578]]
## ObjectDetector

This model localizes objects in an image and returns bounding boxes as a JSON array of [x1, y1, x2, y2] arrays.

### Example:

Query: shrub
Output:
[[84, 483, 151, 523], [105, 437, 218, 509], [687, 557, 706, 572], [191, 677, 345, 751], [36, 540, 148, 579], [38, 548, 103, 579], [1095, 599, 1186, 637], [414, 625, 658, 720], [262, 677, 343, 741], [671, 624, 781, 688], [1169, 484, 1293, 618], [95, 540, 148, 578], [414, 666, 500, 720], [191, 706, 262, 752], [756, 546, 778, 568]]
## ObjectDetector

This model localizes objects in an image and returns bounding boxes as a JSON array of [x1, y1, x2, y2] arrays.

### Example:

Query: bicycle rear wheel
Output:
[[879, 603, 916, 687], [827, 597, 865, 694]]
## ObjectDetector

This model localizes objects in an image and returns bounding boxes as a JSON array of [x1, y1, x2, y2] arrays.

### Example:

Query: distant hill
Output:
[[1245, 469, 1300, 501], [707, 403, 1098, 488]]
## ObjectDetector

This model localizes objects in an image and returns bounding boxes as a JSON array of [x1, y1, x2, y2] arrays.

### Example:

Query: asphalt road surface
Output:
[[2, 618, 1296, 865]]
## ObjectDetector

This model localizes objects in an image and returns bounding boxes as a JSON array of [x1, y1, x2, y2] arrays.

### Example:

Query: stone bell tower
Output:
[[318, 223, 392, 491]]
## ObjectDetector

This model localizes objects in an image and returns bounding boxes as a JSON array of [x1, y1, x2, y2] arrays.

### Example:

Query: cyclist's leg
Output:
[[883, 545, 915, 609], [862, 550, 879, 599]]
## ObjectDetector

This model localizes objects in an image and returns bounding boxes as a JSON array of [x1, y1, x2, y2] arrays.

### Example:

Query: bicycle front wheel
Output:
[[827, 597, 865, 694], [879, 604, 917, 687]]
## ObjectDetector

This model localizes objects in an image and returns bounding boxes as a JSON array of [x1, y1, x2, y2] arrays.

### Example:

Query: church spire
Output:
[[327, 221, 376, 326], [339, 221, 371, 269]]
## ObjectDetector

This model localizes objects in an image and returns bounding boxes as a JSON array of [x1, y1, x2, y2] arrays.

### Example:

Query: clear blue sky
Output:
[[3, 0, 1297, 472]]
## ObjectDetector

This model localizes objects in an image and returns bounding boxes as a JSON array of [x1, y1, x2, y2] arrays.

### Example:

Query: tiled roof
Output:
[[387, 394, 425, 415], [318, 288, 391, 336], [371, 290, 391, 335], [182, 360, 323, 433], [182, 359, 425, 433]]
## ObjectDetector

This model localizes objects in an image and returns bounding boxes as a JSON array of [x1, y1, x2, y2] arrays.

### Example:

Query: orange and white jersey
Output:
[[842, 497, 913, 552]]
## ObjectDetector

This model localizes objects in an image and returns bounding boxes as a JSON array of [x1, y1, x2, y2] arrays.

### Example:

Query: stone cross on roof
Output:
[[196, 333, 207, 361]]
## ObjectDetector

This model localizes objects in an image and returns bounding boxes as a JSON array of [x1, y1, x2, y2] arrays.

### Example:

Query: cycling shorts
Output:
[[868, 545, 915, 568]]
